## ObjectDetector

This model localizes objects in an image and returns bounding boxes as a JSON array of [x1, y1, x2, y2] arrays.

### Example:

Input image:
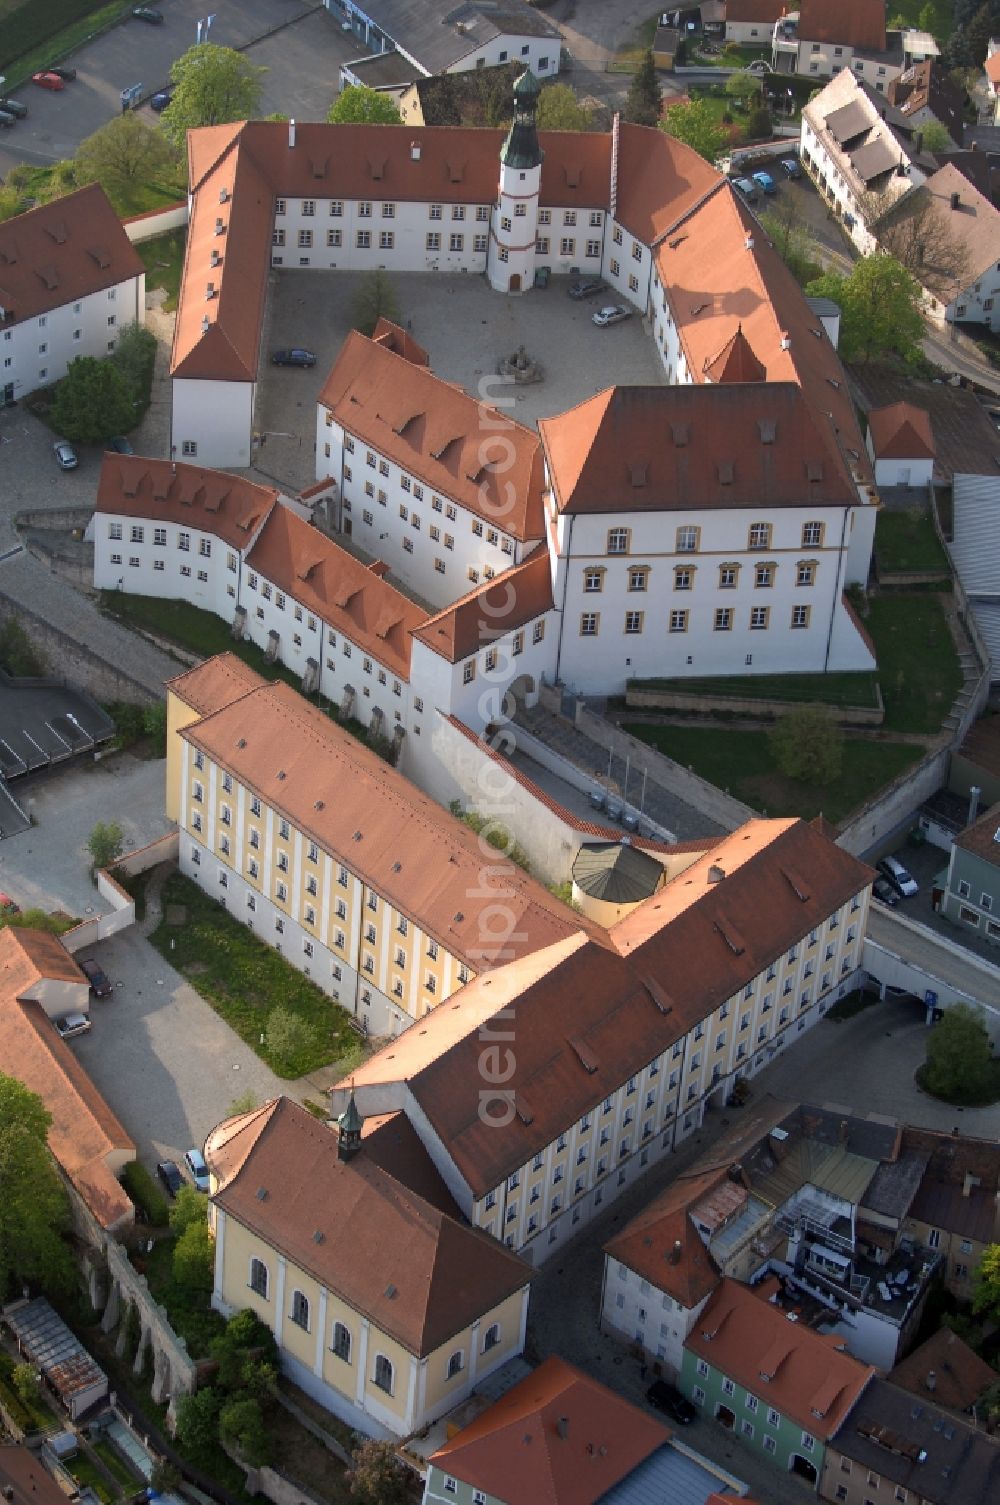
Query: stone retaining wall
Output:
[[624, 685, 885, 727], [0, 595, 161, 706]]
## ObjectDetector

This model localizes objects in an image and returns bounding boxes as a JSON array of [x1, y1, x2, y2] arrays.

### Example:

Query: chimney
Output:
[[410, 140, 421, 161], [745, 234, 754, 249], [670, 1238, 683, 1264], [707, 864, 725, 884], [219, 187, 228, 203], [210, 247, 220, 267], [780, 332, 791, 350], [971, 139, 979, 152], [215, 217, 224, 235], [968, 785, 981, 824], [556, 1417, 569, 1440], [205, 282, 215, 300], [950, 191, 961, 210], [201, 315, 209, 334], [925, 1370, 937, 1391], [288, 118, 296, 149]]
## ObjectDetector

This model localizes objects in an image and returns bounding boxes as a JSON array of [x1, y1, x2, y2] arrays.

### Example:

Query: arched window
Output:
[[331, 1321, 351, 1362], [290, 1290, 310, 1330], [446, 1350, 464, 1379], [373, 1354, 394, 1394], [483, 1323, 500, 1352], [249, 1258, 268, 1299]]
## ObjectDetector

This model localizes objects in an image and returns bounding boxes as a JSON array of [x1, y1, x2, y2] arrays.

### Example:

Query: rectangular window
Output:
[[356, 231, 371, 249], [750, 606, 769, 630], [607, 528, 629, 555], [676, 525, 699, 553], [379, 230, 394, 250], [714, 608, 733, 631], [749, 522, 771, 550], [624, 611, 643, 634], [791, 605, 810, 629], [580, 612, 599, 636], [327, 228, 342, 247], [449, 233, 464, 252]]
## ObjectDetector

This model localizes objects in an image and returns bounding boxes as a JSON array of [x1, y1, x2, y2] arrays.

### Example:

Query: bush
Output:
[[87, 820, 124, 871], [172, 1217, 215, 1292], [175, 1387, 222, 1459], [0, 618, 47, 678], [169, 1183, 208, 1236], [111, 322, 158, 418], [745, 106, 772, 139], [448, 800, 531, 871], [12, 1364, 39, 1407], [219, 1396, 271, 1466], [264, 1006, 319, 1075], [120, 1161, 170, 1226]]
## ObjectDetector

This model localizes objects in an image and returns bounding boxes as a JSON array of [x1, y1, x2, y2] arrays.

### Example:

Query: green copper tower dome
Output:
[[500, 69, 544, 171]]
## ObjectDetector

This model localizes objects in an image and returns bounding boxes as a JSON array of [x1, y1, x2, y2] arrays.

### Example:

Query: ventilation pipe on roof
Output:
[[745, 234, 754, 250], [201, 315, 209, 334], [219, 187, 229, 204], [780, 333, 791, 350], [215, 217, 224, 235], [707, 864, 725, 884], [205, 282, 216, 300], [289, 118, 296, 150], [411, 140, 421, 161], [211, 247, 220, 267], [969, 785, 982, 824]]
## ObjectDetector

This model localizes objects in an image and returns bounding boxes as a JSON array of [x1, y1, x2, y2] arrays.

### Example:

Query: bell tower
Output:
[[336, 1088, 364, 1162], [488, 70, 544, 295]]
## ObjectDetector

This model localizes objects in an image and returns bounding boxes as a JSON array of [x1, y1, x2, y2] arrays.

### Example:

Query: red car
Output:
[[31, 72, 65, 91]]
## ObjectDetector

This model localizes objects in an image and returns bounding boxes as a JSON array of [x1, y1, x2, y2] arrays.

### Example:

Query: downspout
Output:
[[352, 879, 366, 1019], [553, 512, 574, 687], [823, 505, 850, 672]]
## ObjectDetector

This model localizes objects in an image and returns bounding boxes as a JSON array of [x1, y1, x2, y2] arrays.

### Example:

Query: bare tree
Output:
[[858, 183, 972, 302]]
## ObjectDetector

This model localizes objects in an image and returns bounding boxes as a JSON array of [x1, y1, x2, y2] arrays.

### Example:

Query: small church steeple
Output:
[[337, 1087, 364, 1162], [489, 70, 544, 296], [500, 70, 543, 171]]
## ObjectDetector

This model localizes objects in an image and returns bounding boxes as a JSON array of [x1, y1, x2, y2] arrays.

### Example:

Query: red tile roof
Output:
[[539, 382, 857, 515], [244, 503, 428, 681], [96, 455, 276, 552], [704, 325, 767, 384], [206, 1096, 529, 1355], [868, 402, 936, 460], [319, 330, 545, 540], [0, 183, 144, 330], [725, 0, 789, 19], [181, 675, 583, 969], [604, 1167, 724, 1308], [798, 0, 885, 50], [371, 316, 429, 366], [0, 1445, 74, 1505], [0, 929, 134, 1229], [612, 123, 720, 247], [890, 1328, 997, 1414], [686, 1278, 874, 1437], [167, 653, 268, 717], [413, 544, 552, 661], [987, 53, 1000, 86], [430, 1356, 669, 1504]]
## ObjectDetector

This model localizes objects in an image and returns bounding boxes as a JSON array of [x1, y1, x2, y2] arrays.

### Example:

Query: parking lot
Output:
[[0, 0, 357, 178], [253, 268, 667, 493]]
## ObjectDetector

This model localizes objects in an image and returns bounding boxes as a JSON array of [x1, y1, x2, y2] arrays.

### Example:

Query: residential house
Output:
[[166, 656, 582, 1037], [771, 0, 935, 89], [652, 22, 680, 70], [865, 403, 936, 489], [208, 1094, 532, 1440], [984, 41, 1000, 123], [887, 61, 966, 146], [422, 1355, 741, 1505], [725, 0, 789, 48], [331, 819, 873, 1262], [940, 798, 1000, 941], [819, 1376, 1000, 1505], [889, 1328, 997, 1417], [0, 183, 145, 408], [902, 1124, 1000, 1303], [680, 1277, 875, 1488], [883, 163, 1000, 330], [0, 928, 135, 1234], [324, 0, 562, 83]]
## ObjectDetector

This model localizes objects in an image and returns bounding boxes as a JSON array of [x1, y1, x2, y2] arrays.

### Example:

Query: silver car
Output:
[[592, 305, 631, 327], [53, 440, 78, 470]]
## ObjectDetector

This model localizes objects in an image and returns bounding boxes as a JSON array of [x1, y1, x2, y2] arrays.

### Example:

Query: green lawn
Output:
[[2, 0, 129, 90], [876, 510, 951, 576], [864, 594, 963, 733], [150, 872, 363, 1077], [138, 1239, 227, 1360], [90, 1440, 144, 1490], [628, 670, 881, 709], [65, 1455, 115, 1504], [8, 161, 184, 220], [137, 228, 187, 312], [630, 722, 922, 824]]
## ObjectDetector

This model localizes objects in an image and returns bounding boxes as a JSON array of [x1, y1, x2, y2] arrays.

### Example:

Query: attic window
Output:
[[453, 910, 464, 922], [35, 265, 59, 291], [713, 919, 745, 956], [0, 243, 17, 264], [236, 737, 247, 749], [384, 1283, 397, 1299], [569, 1035, 599, 1073], [392, 861, 402, 872], [515, 1095, 534, 1125], [446, 159, 466, 183], [826, 377, 841, 389], [691, 301, 710, 316], [717, 461, 734, 484], [668, 234, 687, 250], [392, 411, 422, 435], [256, 1187, 269, 1201], [564, 165, 582, 188], [671, 422, 690, 447], [641, 975, 673, 1014], [353, 830, 363, 841], [629, 461, 648, 487], [313, 1230, 325, 1243], [310, 158, 328, 180], [368, 155, 387, 181], [277, 770, 286, 781], [314, 800, 325, 811], [806, 460, 824, 482], [758, 419, 776, 444], [432, 434, 463, 461], [87, 246, 111, 269], [46, 220, 68, 245]]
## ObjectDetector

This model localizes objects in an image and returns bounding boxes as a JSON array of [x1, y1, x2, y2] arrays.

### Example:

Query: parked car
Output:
[[733, 177, 759, 201], [271, 347, 316, 367], [876, 855, 919, 899], [109, 435, 134, 454], [592, 304, 631, 327], [0, 893, 21, 915], [872, 876, 900, 908], [780, 156, 802, 179], [156, 1159, 183, 1196], [53, 439, 78, 470], [646, 1380, 697, 1424], [56, 1012, 92, 1040], [79, 957, 113, 998], [184, 1148, 211, 1192], [32, 72, 66, 91], [568, 280, 603, 300], [150, 91, 172, 112], [0, 98, 28, 118], [752, 170, 776, 195], [49, 67, 77, 82], [0, 110, 16, 129], [132, 7, 165, 22]]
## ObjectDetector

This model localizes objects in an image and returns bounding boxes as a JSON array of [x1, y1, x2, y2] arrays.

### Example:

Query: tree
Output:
[[161, 44, 266, 151], [347, 1439, 410, 1505], [210, 1308, 279, 1393], [760, 200, 818, 284], [175, 1387, 222, 1458], [536, 83, 593, 131], [745, 105, 773, 140], [87, 820, 124, 872], [919, 120, 955, 155], [75, 114, 179, 195], [172, 1216, 214, 1292], [768, 706, 843, 786], [725, 72, 763, 109], [0, 1074, 75, 1300], [858, 184, 971, 303], [353, 268, 400, 336], [50, 359, 136, 446], [219, 1396, 271, 1466], [921, 1002, 995, 1101], [973, 1243, 1000, 1320], [660, 99, 726, 162], [624, 50, 662, 127], [169, 1184, 208, 1236], [805, 255, 925, 364], [150, 1461, 182, 1496], [112, 321, 158, 413], [327, 85, 402, 125]]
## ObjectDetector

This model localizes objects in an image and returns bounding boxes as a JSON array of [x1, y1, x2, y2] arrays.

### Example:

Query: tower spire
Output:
[[336, 1082, 364, 1162], [500, 69, 544, 171]]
